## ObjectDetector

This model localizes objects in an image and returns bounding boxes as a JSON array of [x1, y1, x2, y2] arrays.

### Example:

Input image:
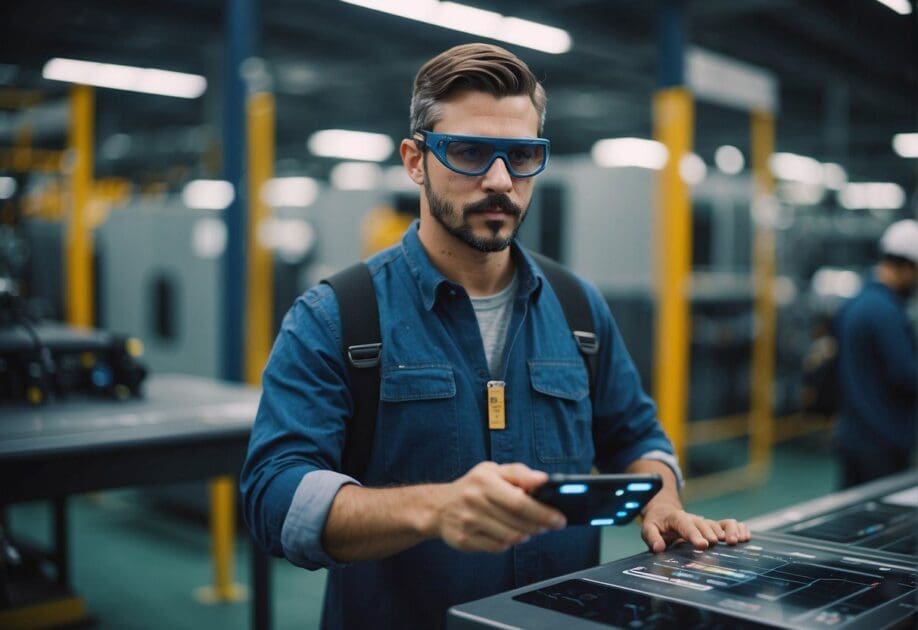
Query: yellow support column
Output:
[[652, 87, 694, 463], [195, 90, 274, 607], [195, 476, 246, 603], [749, 111, 777, 477], [244, 90, 275, 386], [65, 85, 94, 328]]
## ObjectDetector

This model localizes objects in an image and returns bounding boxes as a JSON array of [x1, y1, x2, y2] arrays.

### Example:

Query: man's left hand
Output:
[[640, 501, 750, 553]]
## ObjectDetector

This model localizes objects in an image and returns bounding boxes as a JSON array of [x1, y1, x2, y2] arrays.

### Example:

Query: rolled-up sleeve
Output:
[[239, 285, 354, 568], [281, 470, 361, 569]]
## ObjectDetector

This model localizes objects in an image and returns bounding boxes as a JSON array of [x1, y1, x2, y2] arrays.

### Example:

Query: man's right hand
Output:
[[430, 462, 567, 553]]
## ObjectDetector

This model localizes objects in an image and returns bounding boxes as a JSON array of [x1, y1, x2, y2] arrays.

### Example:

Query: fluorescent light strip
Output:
[[182, 180, 235, 210], [331, 162, 383, 190], [43, 58, 206, 99], [261, 177, 319, 207], [839, 182, 905, 210], [308, 129, 394, 162], [892, 132, 918, 158], [341, 0, 571, 54], [874, 0, 912, 15], [591, 138, 668, 170], [768, 152, 824, 185], [822, 162, 848, 190]]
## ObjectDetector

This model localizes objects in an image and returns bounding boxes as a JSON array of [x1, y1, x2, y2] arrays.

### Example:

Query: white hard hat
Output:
[[880, 219, 918, 264]]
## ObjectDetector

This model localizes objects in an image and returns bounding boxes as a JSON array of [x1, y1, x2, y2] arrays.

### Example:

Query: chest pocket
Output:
[[529, 359, 593, 464], [379, 364, 460, 483]]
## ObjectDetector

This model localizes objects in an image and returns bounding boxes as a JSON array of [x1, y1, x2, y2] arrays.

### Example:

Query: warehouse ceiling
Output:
[[0, 0, 915, 192]]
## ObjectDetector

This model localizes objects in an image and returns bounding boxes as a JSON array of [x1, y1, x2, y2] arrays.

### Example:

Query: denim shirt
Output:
[[240, 223, 678, 630]]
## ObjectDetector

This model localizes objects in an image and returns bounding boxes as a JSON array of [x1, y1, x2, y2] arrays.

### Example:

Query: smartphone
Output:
[[531, 473, 662, 526]]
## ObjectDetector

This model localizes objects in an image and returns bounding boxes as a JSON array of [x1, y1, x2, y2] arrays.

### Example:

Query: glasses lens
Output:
[[506, 143, 545, 175], [445, 141, 495, 173]]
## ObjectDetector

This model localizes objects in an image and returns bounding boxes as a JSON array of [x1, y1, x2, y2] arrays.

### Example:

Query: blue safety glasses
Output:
[[418, 131, 550, 178]]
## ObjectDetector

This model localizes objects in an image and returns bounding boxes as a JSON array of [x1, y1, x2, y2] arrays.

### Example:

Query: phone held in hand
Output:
[[530, 473, 662, 526]]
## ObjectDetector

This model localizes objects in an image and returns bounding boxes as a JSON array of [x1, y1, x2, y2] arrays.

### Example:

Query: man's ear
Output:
[[400, 138, 425, 186]]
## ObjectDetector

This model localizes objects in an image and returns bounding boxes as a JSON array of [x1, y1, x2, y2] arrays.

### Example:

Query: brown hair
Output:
[[409, 43, 547, 135]]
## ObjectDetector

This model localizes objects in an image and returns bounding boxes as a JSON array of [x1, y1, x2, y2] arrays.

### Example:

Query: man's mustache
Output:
[[463, 194, 522, 218]]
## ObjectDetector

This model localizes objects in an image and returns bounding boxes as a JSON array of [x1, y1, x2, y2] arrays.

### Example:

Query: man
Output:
[[835, 218, 918, 488], [241, 43, 749, 629]]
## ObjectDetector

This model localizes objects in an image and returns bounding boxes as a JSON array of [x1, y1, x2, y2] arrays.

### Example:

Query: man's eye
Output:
[[509, 148, 535, 162], [450, 144, 483, 159]]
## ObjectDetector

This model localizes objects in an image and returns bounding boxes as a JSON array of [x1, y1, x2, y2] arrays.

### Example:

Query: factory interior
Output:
[[0, 0, 916, 629]]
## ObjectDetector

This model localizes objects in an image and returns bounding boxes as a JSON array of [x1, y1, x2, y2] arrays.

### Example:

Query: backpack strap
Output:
[[322, 263, 381, 481], [530, 252, 599, 399]]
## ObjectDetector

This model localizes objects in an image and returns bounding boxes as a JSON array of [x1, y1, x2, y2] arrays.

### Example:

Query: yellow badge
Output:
[[487, 380, 506, 430]]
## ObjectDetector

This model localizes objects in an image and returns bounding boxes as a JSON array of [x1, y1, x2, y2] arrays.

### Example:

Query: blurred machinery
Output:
[[9, 150, 912, 485], [0, 313, 147, 405], [0, 208, 147, 405]]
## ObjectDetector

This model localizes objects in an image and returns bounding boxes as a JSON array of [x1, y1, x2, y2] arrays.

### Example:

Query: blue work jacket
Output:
[[241, 223, 676, 629], [836, 280, 917, 453]]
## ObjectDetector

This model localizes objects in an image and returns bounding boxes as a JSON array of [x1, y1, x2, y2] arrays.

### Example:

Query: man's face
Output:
[[419, 92, 541, 253]]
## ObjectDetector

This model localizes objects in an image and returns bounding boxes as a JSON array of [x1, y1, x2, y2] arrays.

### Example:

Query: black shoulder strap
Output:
[[321, 263, 381, 481], [529, 252, 599, 398]]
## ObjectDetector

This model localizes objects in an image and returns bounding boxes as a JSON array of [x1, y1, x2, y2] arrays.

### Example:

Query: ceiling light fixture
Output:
[[873, 0, 912, 15], [714, 145, 744, 174], [308, 129, 394, 162], [182, 180, 235, 210], [892, 132, 918, 158], [839, 182, 905, 210], [768, 152, 824, 186], [261, 177, 320, 207], [42, 58, 207, 99], [591, 138, 668, 170], [679, 153, 707, 186], [821, 163, 848, 191], [340, 0, 571, 54], [330, 162, 383, 190]]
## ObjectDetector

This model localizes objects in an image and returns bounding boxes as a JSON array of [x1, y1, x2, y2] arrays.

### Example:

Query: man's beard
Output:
[[424, 176, 528, 253]]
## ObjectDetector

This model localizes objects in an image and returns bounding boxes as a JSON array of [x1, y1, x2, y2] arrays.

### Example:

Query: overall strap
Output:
[[530, 252, 599, 399], [321, 263, 380, 481]]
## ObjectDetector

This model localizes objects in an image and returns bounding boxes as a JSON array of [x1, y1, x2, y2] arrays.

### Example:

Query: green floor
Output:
[[7, 434, 839, 629]]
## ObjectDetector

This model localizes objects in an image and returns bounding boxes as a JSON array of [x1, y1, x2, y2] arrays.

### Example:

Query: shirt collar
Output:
[[400, 220, 545, 310]]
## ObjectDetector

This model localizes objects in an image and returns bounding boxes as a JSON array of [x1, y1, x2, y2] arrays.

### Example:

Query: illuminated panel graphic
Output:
[[513, 539, 916, 628], [779, 500, 917, 556], [514, 579, 773, 629]]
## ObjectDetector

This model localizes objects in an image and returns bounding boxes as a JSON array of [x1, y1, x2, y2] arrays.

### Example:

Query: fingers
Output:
[[451, 510, 530, 553], [720, 519, 741, 545], [496, 463, 548, 492], [680, 514, 711, 549], [644, 509, 751, 552], [439, 462, 564, 554], [695, 518, 720, 547], [641, 521, 667, 554], [491, 475, 566, 531]]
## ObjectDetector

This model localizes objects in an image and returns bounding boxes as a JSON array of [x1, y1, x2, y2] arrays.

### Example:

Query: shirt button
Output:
[[449, 289, 457, 296]]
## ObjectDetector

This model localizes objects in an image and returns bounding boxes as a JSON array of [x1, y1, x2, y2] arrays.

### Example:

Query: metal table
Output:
[[448, 470, 918, 629], [0, 373, 272, 629]]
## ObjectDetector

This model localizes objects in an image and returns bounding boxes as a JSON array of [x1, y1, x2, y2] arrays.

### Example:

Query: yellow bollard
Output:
[[194, 476, 247, 604]]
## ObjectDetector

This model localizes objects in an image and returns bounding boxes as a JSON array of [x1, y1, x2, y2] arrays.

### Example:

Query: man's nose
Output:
[[481, 156, 513, 193]]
